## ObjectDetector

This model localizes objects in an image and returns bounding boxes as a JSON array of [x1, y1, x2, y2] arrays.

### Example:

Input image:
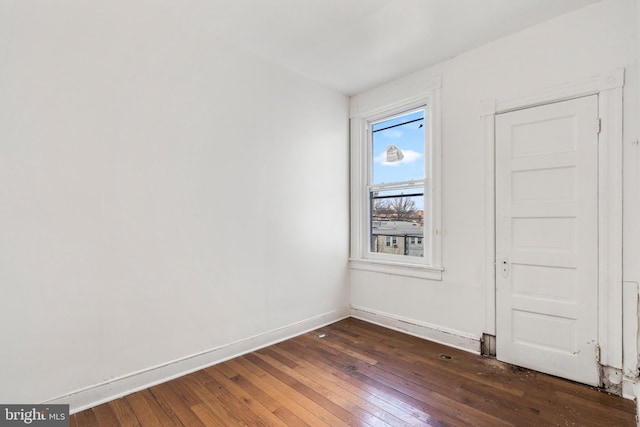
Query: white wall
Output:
[[0, 1, 349, 409], [351, 0, 639, 348]]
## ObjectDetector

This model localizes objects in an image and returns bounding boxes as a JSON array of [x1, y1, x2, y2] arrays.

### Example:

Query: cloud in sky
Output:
[[374, 149, 422, 166], [380, 129, 403, 139]]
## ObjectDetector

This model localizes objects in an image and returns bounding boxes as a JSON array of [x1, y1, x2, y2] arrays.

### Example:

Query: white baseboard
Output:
[[622, 377, 639, 399], [637, 385, 640, 427], [46, 308, 349, 414], [350, 305, 481, 354], [621, 378, 640, 426]]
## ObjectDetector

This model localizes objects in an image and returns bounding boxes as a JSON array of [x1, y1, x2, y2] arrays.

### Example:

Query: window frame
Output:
[[349, 75, 442, 280], [367, 106, 428, 263]]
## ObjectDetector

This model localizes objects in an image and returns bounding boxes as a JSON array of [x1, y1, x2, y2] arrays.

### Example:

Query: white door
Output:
[[495, 95, 599, 386]]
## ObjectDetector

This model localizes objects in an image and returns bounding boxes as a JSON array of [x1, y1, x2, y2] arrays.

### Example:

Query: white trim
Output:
[[350, 75, 442, 118], [350, 75, 442, 277], [482, 67, 625, 378], [45, 309, 349, 414], [349, 258, 443, 280], [479, 98, 496, 117], [350, 305, 480, 354], [623, 282, 639, 379], [494, 68, 624, 114], [350, 117, 366, 263], [598, 83, 624, 369], [431, 85, 443, 268], [483, 110, 496, 335], [621, 377, 640, 401]]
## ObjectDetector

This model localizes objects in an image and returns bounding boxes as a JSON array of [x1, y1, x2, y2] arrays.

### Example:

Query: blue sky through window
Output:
[[371, 109, 425, 185]]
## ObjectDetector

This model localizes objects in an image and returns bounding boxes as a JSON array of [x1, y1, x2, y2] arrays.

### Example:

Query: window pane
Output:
[[372, 109, 425, 185], [370, 190, 424, 257]]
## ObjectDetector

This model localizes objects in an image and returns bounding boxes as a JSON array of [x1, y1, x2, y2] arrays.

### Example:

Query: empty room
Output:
[[2, 0, 640, 425]]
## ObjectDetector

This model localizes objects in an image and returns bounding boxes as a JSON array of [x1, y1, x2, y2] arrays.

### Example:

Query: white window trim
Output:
[[349, 75, 442, 280]]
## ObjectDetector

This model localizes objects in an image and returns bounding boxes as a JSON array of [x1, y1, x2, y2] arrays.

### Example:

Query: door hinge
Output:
[[595, 344, 601, 363], [596, 118, 602, 134]]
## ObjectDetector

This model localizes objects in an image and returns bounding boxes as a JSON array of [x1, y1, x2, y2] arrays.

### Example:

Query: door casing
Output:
[[481, 68, 625, 381]]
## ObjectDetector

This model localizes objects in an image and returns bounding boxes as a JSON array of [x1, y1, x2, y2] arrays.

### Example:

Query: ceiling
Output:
[[203, 0, 601, 95]]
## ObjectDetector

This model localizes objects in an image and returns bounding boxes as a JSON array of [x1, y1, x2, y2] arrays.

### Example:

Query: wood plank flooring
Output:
[[70, 318, 636, 426]]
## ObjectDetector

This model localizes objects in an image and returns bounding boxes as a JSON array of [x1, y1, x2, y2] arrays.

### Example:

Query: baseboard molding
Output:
[[623, 377, 638, 397], [46, 308, 349, 414], [350, 305, 481, 354], [621, 377, 640, 426], [636, 382, 640, 427]]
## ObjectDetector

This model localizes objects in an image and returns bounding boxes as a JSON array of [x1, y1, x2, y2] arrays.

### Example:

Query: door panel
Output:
[[496, 95, 599, 386]]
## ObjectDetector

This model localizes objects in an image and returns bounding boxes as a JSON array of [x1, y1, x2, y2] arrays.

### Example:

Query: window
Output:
[[349, 75, 442, 280], [370, 108, 425, 258]]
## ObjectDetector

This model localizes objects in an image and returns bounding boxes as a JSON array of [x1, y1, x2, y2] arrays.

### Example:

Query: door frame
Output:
[[481, 68, 625, 374]]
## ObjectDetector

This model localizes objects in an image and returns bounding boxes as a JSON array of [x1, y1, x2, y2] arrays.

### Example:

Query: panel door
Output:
[[495, 95, 599, 386]]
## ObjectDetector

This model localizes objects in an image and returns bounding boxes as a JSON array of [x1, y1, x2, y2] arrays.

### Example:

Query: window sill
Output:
[[349, 258, 443, 280]]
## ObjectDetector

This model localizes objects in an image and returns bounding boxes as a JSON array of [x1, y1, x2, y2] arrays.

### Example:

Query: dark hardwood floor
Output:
[[70, 317, 636, 426]]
